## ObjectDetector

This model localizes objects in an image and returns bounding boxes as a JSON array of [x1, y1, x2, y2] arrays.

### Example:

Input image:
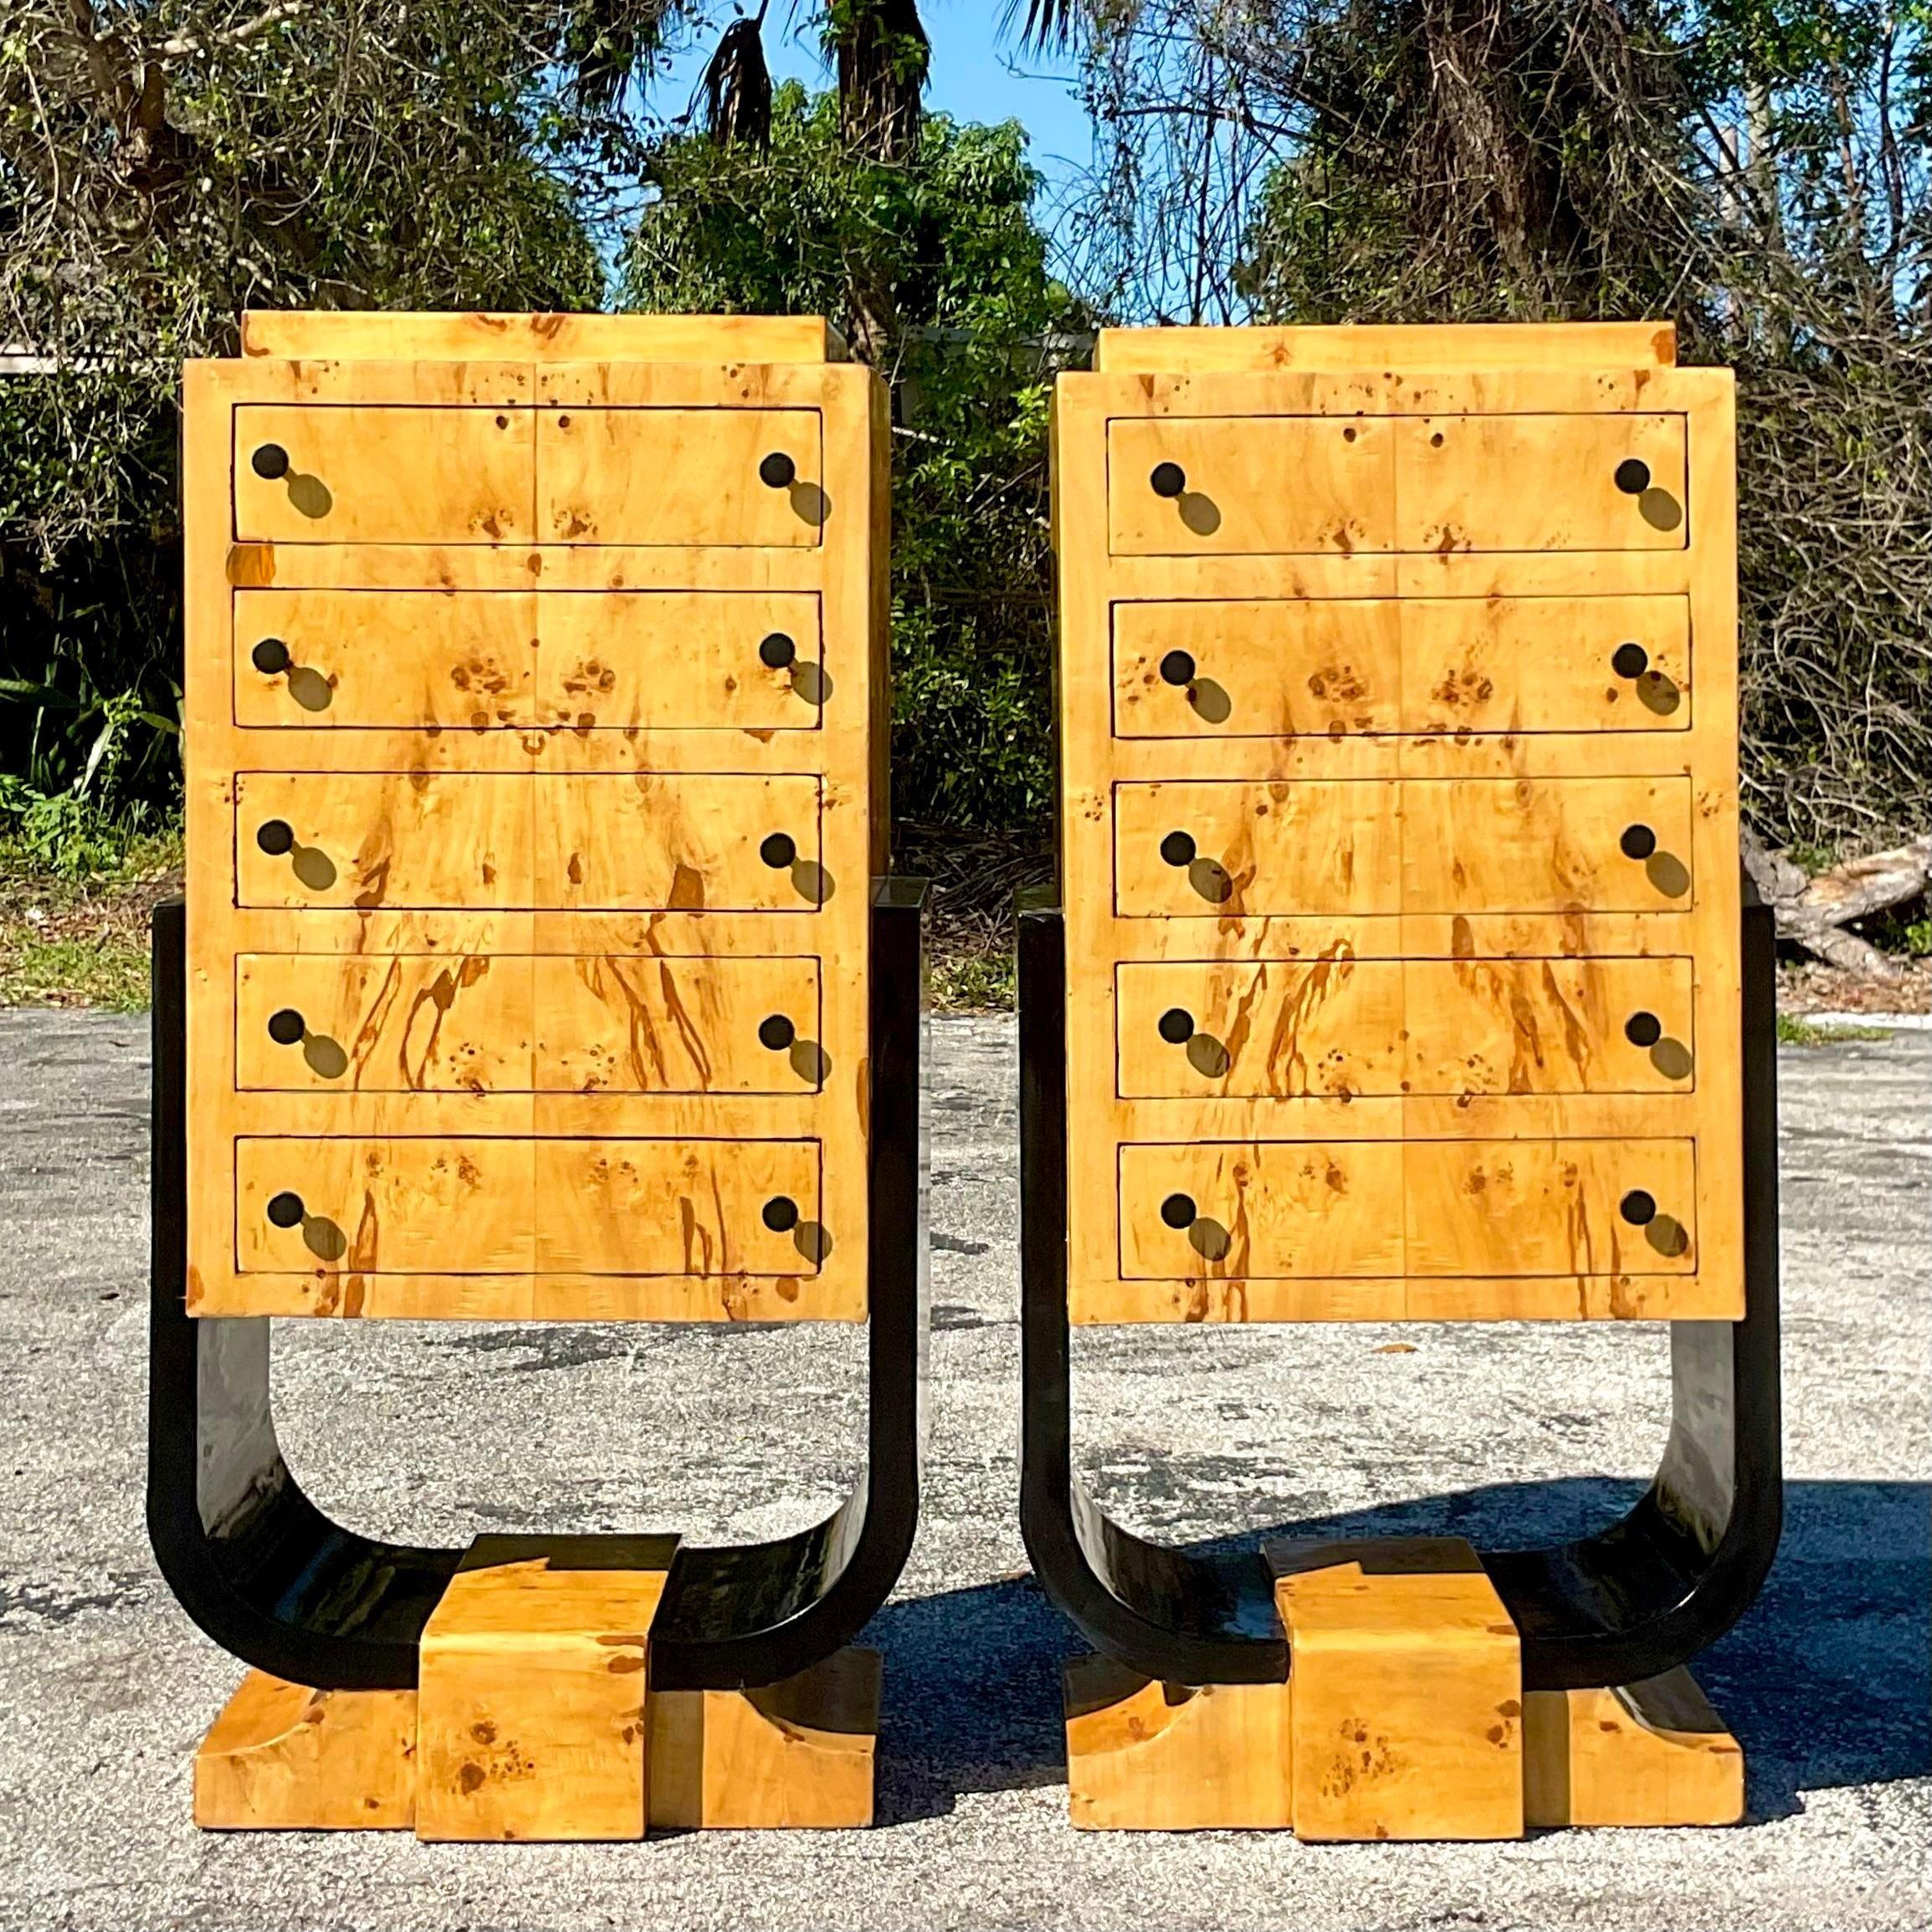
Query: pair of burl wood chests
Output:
[[155, 312, 1773, 1843]]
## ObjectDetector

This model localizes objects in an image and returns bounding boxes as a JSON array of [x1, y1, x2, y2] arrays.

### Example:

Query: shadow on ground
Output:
[[869, 1476, 1931, 1828]]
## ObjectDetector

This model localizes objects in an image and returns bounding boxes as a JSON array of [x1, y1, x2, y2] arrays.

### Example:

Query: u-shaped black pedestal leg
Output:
[[147, 878, 928, 1692], [1018, 879, 1782, 1691]]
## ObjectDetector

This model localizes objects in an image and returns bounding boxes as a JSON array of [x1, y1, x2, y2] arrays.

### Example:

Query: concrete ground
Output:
[[0, 1010, 1924, 1932]]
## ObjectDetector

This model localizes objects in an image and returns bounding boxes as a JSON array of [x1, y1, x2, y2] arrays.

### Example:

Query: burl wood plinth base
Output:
[[193, 1538, 880, 1837], [1064, 1537, 1743, 1837]]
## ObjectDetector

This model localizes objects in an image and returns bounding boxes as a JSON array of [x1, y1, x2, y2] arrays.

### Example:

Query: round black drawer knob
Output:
[[251, 443, 291, 481], [1625, 1010, 1662, 1048], [1614, 458, 1651, 496], [758, 1013, 796, 1051], [1160, 830, 1197, 868], [762, 1194, 801, 1233], [1149, 461, 1188, 499], [1157, 1007, 1195, 1045], [266, 1191, 306, 1229], [1619, 1189, 1657, 1227], [760, 832, 796, 869], [1620, 823, 1657, 861], [266, 1008, 306, 1046], [251, 637, 292, 676], [1160, 1192, 1198, 1230], [256, 819, 296, 857], [1610, 641, 1649, 679], [759, 632, 797, 670], [759, 451, 797, 489], [1158, 650, 1196, 688]]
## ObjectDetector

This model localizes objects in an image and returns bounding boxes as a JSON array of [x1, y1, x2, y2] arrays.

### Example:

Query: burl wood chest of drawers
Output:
[[1051, 322, 1743, 1322], [183, 312, 887, 1321]]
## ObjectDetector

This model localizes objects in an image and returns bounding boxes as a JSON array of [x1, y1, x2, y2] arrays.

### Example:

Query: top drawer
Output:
[[1107, 414, 1688, 557], [232, 406, 824, 548]]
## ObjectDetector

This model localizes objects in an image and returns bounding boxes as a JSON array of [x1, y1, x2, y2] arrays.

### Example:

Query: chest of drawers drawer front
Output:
[[1117, 956, 1696, 1099], [233, 406, 535, 544], [234, 772, 824, 912], [1401, 775, 1693, 914], [1114, 595, 1692, 740], [1113, 780, 1404, 918], [234, 590, 538, 730], [538, 408, 823, 546], [1118, 1136, 1697, 1280], [1109, 416, 1392, 556], [1118, 1141, 1407, 1279], [235, 953, 825, 1094], [1397, 414, 1687, 552], [235, 1136, 822, 1276]]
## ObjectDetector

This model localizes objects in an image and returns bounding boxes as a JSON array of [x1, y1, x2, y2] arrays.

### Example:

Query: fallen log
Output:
[[1741, 829, 1931, 979]]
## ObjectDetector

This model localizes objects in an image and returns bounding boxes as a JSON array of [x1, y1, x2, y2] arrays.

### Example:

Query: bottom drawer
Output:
[[234, 1136, 823, 1276], [1118, 1138, 1697, 1280]]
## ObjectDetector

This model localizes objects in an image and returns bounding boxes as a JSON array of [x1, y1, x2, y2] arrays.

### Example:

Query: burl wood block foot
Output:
[[1064, 1655, 1291, 1829], [1269, 1536, 1524, 1842], [415, 1534, 677, 1842], [1524, 1667, 1744, 1827], [194, 1672, 418, 1830], [648, 1648, 883, 1829]]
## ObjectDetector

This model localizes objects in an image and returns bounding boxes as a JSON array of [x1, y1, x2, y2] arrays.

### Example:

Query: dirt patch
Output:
[[1778, 957, 1932, 1016]]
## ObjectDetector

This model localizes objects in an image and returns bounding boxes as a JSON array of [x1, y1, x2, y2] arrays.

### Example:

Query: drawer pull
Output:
[[1625, 1010, 1663, 1048], [1158, 649, 1196, 688], [759, 451, 797, 490], [1157, 1007, 1195, 1044], [267, 1007, 306, 1046], [1619, 1189, 1657, 1227], [1159, 830, 1197, 868], [265, 1191, 306, 1229], [1160, 1192, 1198, 1229], [1614, 458, 1651, 495], [762, 1194, 801, 1232], [250, 443, 291, 481], [759, 631, 797, 670], [1149, 461, 1188, 500], [758, 1013, 796, 1051], [255, 819, 296, 857], [760, 832, 797, 869], [1611, 641, 1649, 678], [251, 637, 292, 676], [1620, 822, 1657, 861]]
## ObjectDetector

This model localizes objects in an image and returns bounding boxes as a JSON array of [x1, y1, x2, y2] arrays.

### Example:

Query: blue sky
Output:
[[646, 3, 1095, 202]]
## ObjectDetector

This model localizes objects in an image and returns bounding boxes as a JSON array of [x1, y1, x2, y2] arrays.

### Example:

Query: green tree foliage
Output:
[[0, 0, 684, 830], [626, 82, 1084, 828]]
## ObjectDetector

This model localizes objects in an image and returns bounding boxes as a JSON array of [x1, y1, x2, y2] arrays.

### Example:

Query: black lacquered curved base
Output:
[[1017, 882, 1782, 1692], [147, 880, 928, 1693]]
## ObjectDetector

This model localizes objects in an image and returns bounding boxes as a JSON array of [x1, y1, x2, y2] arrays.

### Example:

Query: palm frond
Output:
[[702, 8, 773, 149]]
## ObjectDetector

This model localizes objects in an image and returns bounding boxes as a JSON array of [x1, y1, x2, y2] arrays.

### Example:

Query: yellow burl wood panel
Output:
[[1401, 775, 1696, 915], [233, 590, 538, 730], [538, 407, 822, 546], [1404, 1137, 1698, 1280], [1108, 415, 1394, 557], [1112, 780, 1403, 919], [415, 1538, 673, 1843], [234, 953, 823, 1095], [1118, 1141, 1407, 1281], [1094, 322, 1676, 374], [194, 1673, 417, 1831], [1399, 595, 1692, 734], [234, 1136, 821, 1280], [536, 591, 823, 732], [1271, 1538, 1522, 1842], [1522, 1670, 1744, 1828], [1113, 600, 1403, 739], [232, 405, 535, 544], [1395, 414, 1688, 554], [240, 309, 841, 363], [1116, 956, 1695, 1100], [1063, 1656, 1292, 1830]]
